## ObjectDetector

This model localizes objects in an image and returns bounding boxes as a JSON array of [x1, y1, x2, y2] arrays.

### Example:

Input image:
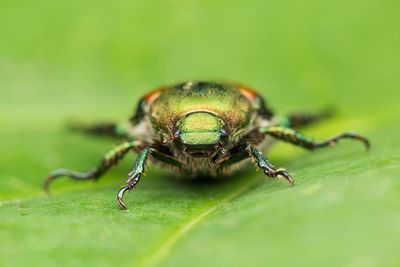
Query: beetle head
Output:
[[173, 112, 227, 157]]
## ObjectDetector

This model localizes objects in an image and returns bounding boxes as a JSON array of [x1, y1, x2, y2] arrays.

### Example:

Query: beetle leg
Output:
[[117, 147, 151, 209], [213, 146, 248, 167], [284, 109, 334, 128], [44, 141, 141, 192], [247, 146, 294, 185], [260, 126, 370, 150], [70, 121, 130, 139], [214, 145, 294, 184]]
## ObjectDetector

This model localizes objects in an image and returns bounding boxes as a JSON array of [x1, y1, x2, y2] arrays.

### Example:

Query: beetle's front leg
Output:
[[44, 141, 142, 192], [246, 146, 294, 185], [214, 145, 294, 185], [117, 146, 190, 209], [117, 147, 151, 209]]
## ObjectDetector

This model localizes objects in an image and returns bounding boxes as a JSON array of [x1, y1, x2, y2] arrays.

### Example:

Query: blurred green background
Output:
[[1, 0, 399, 267]]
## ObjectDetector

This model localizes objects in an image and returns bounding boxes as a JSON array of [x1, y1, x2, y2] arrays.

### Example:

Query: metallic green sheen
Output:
[[177, 112, 225, 145], [148, 82, 258, 139], [45, 80, 370, 209]]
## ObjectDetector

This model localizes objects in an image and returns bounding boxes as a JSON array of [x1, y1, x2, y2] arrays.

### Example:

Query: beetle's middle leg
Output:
[[260, 126, 370, 150], [44, 141, 141, 192]]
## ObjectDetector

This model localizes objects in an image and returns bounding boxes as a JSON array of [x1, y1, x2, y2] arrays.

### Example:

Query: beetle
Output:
[[44, 81, 370, 209]]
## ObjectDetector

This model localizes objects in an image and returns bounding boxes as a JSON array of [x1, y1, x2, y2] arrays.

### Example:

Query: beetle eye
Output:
[[220, 129, 227, 136]]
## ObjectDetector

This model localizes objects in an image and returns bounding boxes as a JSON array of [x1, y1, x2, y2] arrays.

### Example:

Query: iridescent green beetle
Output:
[[44, 81, 369, 209]]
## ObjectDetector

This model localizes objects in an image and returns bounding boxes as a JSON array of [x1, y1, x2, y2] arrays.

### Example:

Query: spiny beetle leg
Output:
[[44, 141, 139, 193], [117, 147, 151, 209], [70, 121, 130, 139], [285, 109, 334, 128], [247, 146, 294, 185], [260, 126, 370, 151]]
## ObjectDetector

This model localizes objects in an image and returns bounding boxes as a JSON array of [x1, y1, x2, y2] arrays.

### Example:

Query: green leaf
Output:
[[1, 0, 400, 267]]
